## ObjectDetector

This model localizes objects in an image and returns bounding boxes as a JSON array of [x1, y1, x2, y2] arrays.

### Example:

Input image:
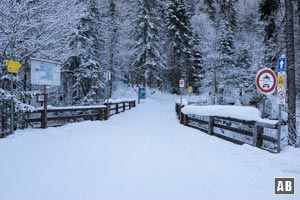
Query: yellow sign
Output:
[[277, 74, 284, 88], [188, 86, 193, 93], [4, 60, 21, 73]]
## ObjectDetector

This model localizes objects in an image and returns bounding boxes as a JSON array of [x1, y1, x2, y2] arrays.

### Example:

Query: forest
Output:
[[0, 0, 300, 145]]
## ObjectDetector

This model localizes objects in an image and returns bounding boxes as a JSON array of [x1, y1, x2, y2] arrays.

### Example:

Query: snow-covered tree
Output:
[[165, 0, 194, 94], [63, 0, 104, 105], [128, 0, 166, 88]]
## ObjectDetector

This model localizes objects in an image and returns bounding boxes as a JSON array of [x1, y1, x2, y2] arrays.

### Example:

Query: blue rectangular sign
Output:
[[278, 56, 286, 72]]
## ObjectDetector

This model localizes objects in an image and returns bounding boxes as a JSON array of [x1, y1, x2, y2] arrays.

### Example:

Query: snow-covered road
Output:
[[0, 95, 299, 200]]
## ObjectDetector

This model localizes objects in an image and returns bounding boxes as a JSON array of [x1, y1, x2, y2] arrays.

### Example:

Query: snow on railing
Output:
[[175, 102, 284, 153]]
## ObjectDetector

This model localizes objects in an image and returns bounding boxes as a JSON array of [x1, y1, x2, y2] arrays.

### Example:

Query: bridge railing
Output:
[[0, 100, 136, 139], [23, 100, 136, 129], [176, 103, 286, 153]]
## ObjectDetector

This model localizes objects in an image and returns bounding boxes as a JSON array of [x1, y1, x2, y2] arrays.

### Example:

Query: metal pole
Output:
[[277, 105, 282, 153], [106, 80, 109, 119], [179, 87, 183, 122], [138, 86, 140, 104], [10, 73, 14, 135], [43, 85, 48, 129], [262, 96, 266, 118]]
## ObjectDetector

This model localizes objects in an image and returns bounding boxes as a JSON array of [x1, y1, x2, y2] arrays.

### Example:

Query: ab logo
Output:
[[275, 177, 295, 195]]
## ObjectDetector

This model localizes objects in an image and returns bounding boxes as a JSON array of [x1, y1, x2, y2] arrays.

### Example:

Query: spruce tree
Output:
[[128, 0, 166, 88], [259, 0, 280, 68], [64, 0, 103, 105], [165, 0, 194, 94]]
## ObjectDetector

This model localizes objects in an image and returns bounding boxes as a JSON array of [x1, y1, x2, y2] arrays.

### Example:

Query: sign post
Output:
[[179, 79, 185, 105], [255, 67, 277, 119], [179, 79, 185, 122], [4, 60, 21, 135], [30, 58, 61, 128], [106, 71, 111, 119], [276, 55, 286, 153]]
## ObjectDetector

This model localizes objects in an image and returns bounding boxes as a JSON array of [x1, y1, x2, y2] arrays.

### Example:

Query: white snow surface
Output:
[[0, 93, 299, 200], [182, 104, 277, 124], [35, 105, 107, 111]]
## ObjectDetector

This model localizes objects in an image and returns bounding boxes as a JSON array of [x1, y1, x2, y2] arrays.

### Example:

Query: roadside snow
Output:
[[0, 93, 299, 200], [182, 104, 277, 124]]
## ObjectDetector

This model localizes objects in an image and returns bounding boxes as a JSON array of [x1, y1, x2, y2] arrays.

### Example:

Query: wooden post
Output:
[[132, 101, 136, 107], [256, 126, 263, 148], [129, 102, 132, 109], [116, 103, 119, 114], [10, 73, 14, 135], [208, 116, 214, 135], [105, 104, 109, 120], [42, 86, 48, 129], [123, 102, 125, 112], [183, 114, 188, 126], [97, 108, 103, 120], [277, 105, 282, 153], [180, 112, 184, 124]]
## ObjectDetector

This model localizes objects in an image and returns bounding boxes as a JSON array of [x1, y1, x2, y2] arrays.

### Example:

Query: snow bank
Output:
[[181, 105, 277, 124]]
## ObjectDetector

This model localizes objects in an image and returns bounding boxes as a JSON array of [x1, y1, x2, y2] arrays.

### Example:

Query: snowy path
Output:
[[0, 95, 300, 200]]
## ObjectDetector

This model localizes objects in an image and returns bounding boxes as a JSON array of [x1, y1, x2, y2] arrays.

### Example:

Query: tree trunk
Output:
[[285, 0, 297, 146]]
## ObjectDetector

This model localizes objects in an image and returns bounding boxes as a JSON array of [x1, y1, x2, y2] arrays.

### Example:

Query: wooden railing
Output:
[[24, 100, 136, 129], [176, 103, 284, 153]]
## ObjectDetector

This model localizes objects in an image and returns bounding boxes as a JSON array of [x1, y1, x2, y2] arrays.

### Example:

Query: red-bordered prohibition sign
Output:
[[255, 68, 277, 95]]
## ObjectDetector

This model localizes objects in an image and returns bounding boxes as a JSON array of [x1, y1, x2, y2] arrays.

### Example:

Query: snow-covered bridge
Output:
[[0, 95, 299, 200]]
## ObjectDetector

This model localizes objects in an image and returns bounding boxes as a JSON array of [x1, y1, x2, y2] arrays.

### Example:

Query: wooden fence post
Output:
[[105, 104, 110, 120], [180, 112, 184, 124], [208, 116, 214, 135], [97, 108, 103, 120], [255, 126, 263, 147], [116, 103, 119, 114], [123, 102, 125, 112], [183, 114, 188, 126], [129, 102, 132, 109]]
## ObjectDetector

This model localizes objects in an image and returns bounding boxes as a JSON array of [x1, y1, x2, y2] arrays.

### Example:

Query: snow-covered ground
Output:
[[0, 92, 299, 200]]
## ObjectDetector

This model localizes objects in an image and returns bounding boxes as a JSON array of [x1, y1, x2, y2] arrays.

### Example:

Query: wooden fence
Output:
[[176, 103, 284, 153], [1, 100, 135, 138]]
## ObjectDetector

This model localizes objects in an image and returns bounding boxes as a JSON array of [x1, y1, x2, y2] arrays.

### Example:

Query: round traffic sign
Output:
[[179, 79, 185, 88], [278, 90, 285, 99], [255, 68, 277, 95]]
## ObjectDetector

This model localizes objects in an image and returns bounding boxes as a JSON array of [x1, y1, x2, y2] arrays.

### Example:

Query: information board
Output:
[[30, 58, 61, 86]]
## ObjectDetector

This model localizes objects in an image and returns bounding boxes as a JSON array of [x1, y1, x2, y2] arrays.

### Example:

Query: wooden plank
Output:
[[186, 123, 209, 134], [255, 121, 277, 129], [25, 118, 41, 123], [214, 133, 245, 145], [47, 114, 98, 121], [262, 134, 278, 143], [214, 123, 253, 137], [34, 107, 106, 113], [208, 116, 214, 135], [187, 117, 208, 125], [214, 116, 256, 125]]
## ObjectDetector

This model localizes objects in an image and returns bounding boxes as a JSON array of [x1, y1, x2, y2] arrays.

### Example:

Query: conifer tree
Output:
[[165, 0, 194, 94], [64, 0, 103, 105], [128, 0, 166, 88], [259, 0, 280, 68]]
